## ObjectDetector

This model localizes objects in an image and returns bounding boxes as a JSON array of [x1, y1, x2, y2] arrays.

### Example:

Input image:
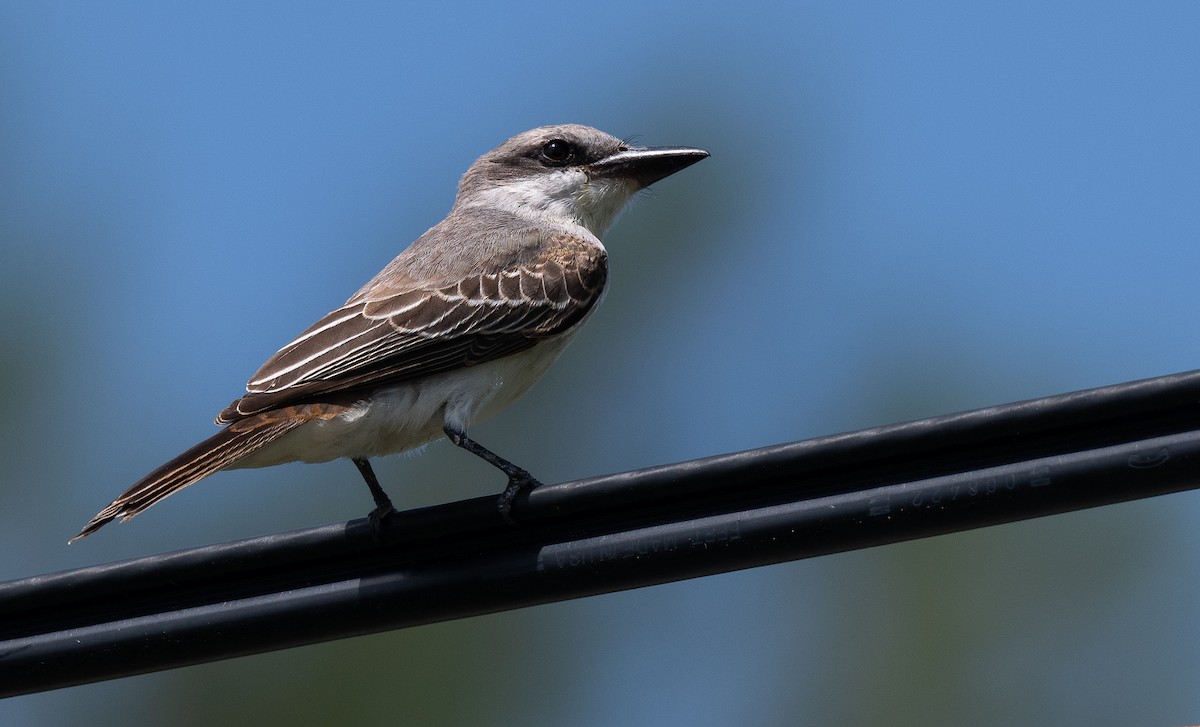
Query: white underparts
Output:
[[229, 334, 578, 469]]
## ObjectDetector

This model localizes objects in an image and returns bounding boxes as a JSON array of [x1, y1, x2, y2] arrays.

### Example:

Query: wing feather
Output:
[[217, 231, 606, 423]]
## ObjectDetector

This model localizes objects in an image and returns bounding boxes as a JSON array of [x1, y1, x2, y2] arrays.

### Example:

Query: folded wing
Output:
[[218, 232, 607, 423]]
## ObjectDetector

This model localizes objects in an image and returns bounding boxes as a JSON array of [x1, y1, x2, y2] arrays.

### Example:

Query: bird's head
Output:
[[456, 124, 708, 237]]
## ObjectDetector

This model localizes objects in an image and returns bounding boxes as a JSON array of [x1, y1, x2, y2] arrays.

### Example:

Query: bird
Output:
[[72, 124, 709, 541]]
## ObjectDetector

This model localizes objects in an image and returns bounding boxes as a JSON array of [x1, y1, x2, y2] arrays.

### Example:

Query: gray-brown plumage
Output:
[[221, 231, 607, 421], [73, 124, 707, 541]]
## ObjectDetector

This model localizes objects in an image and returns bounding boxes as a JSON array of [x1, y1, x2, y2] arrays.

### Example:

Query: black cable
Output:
[[3, 369, 1200, 697]]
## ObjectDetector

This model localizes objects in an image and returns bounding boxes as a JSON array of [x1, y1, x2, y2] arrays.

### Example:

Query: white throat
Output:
[[465, 170, 638, 238]]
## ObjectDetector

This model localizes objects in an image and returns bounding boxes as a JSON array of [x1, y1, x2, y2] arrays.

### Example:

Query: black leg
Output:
[[443, 425, 541, 524], [353, 457, 395, 531]]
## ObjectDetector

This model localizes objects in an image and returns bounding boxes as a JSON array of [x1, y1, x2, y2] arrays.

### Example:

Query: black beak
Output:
[[588, 146, 710, 188]]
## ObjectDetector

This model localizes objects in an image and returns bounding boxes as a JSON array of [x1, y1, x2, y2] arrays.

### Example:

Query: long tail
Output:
[[71, 403, 342, 542]]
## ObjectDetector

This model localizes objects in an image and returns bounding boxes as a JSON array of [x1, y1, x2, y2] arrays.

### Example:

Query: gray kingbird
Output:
[[73, 124, 708, 541]]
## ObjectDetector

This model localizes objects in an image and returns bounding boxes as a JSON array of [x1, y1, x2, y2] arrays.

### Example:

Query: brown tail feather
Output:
[[71, 404, 344, 542]]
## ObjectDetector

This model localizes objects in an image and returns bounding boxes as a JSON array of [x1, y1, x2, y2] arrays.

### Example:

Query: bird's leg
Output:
[[443, 425, 541, 524], [353, 457, 396, 531]]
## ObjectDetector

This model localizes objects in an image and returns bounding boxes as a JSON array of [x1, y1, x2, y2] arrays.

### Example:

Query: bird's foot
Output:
[[367, 503, 397, 541], [496, 470, 541, 525]]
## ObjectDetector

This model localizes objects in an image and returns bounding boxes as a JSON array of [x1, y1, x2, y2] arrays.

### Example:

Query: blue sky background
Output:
[[2, 2, 1199, 724]]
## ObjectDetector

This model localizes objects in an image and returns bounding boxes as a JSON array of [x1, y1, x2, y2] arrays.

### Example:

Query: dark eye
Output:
[[540, 139, 574, 164]]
